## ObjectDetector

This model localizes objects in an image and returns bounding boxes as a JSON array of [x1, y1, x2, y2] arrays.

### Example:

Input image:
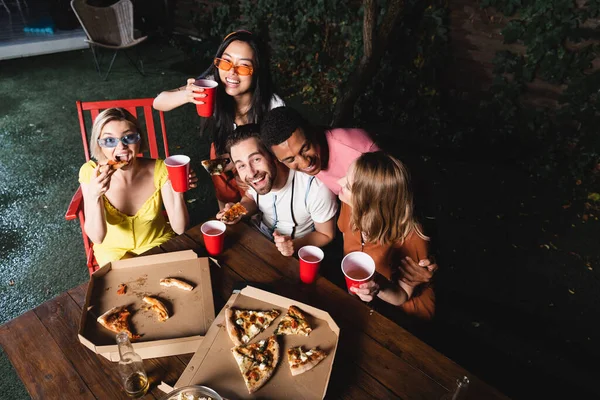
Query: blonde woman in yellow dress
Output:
[[78, 108, 194, 267]]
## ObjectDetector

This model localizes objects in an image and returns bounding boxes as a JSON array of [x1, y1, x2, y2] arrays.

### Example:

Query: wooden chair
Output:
[[65, 98, 170, 275], [71, 0, 147, 80]]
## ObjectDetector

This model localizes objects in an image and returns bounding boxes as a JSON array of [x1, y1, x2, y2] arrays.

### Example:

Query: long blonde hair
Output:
[[351, 151, 428, 245], [89, 108, 147, 162]]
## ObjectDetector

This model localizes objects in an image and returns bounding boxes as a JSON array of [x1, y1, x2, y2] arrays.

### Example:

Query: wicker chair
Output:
[[71, 0, 147, 80]]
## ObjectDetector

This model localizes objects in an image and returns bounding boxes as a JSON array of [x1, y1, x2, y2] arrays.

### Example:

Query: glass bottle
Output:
[[450, 376, 470, 400], [116, 331, 149, 398]]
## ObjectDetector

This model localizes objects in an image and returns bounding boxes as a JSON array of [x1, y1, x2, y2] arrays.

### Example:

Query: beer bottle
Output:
[[116, 331, 149, 398]]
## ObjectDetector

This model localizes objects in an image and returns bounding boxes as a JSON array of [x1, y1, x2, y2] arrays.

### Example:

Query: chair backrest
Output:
[[76, 98, 170, 161], [71, 0, 135, 46]]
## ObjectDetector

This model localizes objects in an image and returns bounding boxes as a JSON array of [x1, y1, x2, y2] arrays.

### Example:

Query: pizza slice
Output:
[[274, 305, 313, 336], [225, 307, 281, 346], [143, 296, 170, 322], [231, 335, 279, 393], [107, 159, 129, 170], [96, 305, 141, 339], [287, 346, 328, 376], [201, 158, 229, 176], [159, 278, 195, 291], [220, 202, 248, 223]]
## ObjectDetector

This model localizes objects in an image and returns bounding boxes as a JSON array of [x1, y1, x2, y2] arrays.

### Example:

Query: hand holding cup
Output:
[[350, 280, 380, 302]]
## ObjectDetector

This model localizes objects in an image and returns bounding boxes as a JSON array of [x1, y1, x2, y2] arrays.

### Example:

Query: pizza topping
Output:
[[236, 318, 244, 325], [242, 334, 250, 343]]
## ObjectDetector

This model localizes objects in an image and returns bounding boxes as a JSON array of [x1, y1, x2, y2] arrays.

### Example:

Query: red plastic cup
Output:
[[194, 79, 218, 117], [165, 155, 191, 193], [341, 252, 375, 293], [201, 220, 226, 256], [298, 246, 324, 284]]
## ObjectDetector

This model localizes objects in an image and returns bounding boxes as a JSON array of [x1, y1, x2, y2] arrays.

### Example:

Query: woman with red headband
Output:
[[154, 30, 284, 208]]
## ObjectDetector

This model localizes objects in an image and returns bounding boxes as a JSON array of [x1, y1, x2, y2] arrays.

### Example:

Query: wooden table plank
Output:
[[0, 310, 96, 400], [33, 292, 156, 400]]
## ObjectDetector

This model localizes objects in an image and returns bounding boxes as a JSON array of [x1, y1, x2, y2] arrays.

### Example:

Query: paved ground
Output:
[[1, 39, 599, 399]]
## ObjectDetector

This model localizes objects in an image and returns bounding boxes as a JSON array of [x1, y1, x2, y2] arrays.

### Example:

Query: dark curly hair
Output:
[[259, 106, 311, 148]]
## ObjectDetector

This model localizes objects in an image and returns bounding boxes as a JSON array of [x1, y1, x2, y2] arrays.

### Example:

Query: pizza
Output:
[[220, 202, 247, 223], [160, 278, 195, 291], [143, 296, 170, 322], [225, 307, 280, 346], [274, 305, 313, 336], [96, 305, 141, 339], [107, 159, 129, 170], [231, 335, 279, 393], [201, 158, 229, 176], [287, 346, 328, 376]]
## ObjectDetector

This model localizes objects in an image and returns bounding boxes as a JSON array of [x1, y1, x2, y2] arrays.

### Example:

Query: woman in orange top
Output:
[[337, 151, 437, 320]]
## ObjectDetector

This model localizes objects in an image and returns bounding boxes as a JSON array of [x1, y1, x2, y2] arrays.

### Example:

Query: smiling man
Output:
[[216, 124, 338, 256], [260, 107, 380, 195]]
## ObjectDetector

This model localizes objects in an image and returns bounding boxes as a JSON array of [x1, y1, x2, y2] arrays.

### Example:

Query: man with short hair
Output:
[[216, 124, 338, 256], [260, 107, 438, 289], [259, 106, 380, 195]]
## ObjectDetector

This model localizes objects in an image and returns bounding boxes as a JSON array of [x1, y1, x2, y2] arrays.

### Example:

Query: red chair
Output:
[[65, 98, 170, 275]]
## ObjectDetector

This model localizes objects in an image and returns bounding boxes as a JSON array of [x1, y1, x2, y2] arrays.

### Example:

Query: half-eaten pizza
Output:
[[225, 307, 280, 346], [96, 305, 142, 339], [220, 202, 247, 223], [201, 158, 229, 176], [231, 335, 280, 393], [274, 305, 313, 336], [287, 346, 328, 376]]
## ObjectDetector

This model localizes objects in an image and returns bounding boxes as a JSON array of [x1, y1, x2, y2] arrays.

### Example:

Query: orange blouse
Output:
[[337, 202, 435, 320]]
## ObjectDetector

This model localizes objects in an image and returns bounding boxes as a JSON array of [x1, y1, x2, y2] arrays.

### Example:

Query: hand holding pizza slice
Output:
[[218, 202, 248, 224]]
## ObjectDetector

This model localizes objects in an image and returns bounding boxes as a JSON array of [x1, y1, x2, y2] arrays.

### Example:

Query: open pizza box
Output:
[[172, 285, 340, 399], [78, 250, 215, 361]]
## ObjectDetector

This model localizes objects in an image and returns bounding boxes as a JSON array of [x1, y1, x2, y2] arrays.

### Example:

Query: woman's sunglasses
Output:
[[214, 58, 254, 76], [98, 133, 141, 148]]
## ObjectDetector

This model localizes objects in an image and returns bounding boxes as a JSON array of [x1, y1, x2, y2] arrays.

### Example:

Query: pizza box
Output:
[[174, 286, 340, 399], [78, 250, 215, 361]]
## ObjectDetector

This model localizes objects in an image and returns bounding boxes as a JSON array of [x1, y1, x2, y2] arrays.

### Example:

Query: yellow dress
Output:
[[78, 159, 176, 267]]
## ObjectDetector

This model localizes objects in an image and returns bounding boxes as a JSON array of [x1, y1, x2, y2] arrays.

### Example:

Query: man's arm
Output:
[[292, 217, 336, 249]]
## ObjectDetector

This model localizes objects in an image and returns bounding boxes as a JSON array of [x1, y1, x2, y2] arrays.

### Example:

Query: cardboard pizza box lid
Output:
[[175, 285, 340, 399], [78, 250, 215, 361]]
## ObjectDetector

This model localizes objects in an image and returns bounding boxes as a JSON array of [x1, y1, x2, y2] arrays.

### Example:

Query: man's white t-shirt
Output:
[[246, 169, 338, 239]]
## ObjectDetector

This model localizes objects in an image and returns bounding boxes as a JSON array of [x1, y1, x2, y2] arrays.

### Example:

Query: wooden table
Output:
[[0, 222, 509, 399]]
